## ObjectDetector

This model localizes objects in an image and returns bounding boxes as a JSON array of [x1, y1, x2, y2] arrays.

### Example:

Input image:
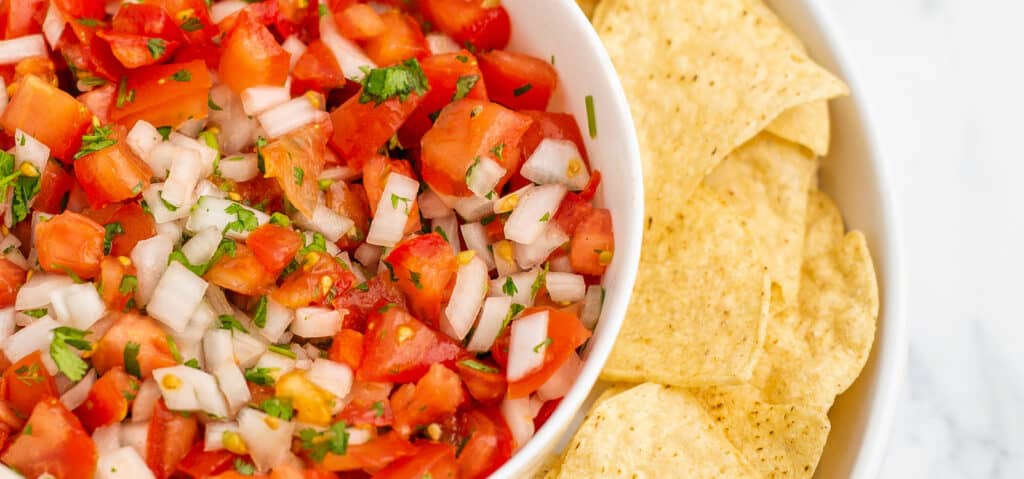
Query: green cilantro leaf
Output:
[[103, 222, 124, 255], [513, 83, 533, 97], [359, 59, 429, 105], [218, 315, 249, 334], [224, 204, 259, 234], [170, 69, 192, 82], [75, 124, 116, 160], [452, 74, 480, 102], [51, 327, 92, 381], [123, 341, 141, 378], [146, 38, 166, 59], [259, 397, 294, 421], [268, 344, 296, 359], [502, 276, 518, 296], [244, 367, 277, 386], [459, 359, 499, 374]]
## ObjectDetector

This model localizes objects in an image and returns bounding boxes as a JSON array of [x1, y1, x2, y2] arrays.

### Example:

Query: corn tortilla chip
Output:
[[592, 0, 848, 227], [803, 189, 844, 259], [603, 186, 770, 387], [531, 454, 562, 479], [694, 385, 831, 478], [765, 101, 832, 157], [557, 383, 758, 479], [704, 133, 817, 303], [575, 0, 600, 18]]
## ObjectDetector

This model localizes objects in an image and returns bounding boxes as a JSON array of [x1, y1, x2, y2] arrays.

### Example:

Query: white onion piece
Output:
[[155, 220, 183, 244], [500, 397, 536, 451], [418, 189, 451, 219], [42, 2, 66, 48], [0, 78, 8, 117], [213, 363, 251, 412], [319, 11, 375, 81], [204, 421, 239, 451], [366, 173, 418, 247], [241, 86, 291, 116], [60, 369, 96, 410], [232, 331, 269, 368], [521, 139, 590, 191], [453, 195, 494, 222], [514, 224, 569, 270], [97, 447, 154, 479], [442, 256, 489, 341], [354, 243, 382, 272], [218, 153, 259, 182], [238, 407, 295, 472], [131, 379, 160, 423], [16, 273, 73, 310], [174, 301, 218, 350], [182, 227, 222, 265], [258, 96, 327, 139], [170, 133, 217, 177], [580, 285, 604, 330], [347, 427, 373, 446], [203, 329, 235, 370], [14, 130, 49, 172], [505, 184, 566, 245], [143, 142, 177, 180], [131, 235, 174, 307], [466, 156, 506, 198], [92, 424, 122, 455], [293, 204, 354, 242], [292, 307, 342, 338], [2, 316, 56, 362], [506, 311, 549, 381], [175, 118, 207, 138], [466, 296, 513, 352], [491, 240, 519, 277], [195, 179, 226, 199], [281, 35, 307, 69], [319, 165, 359, 183], [259, 297, 294, 343], [0, 307, 13, 344], [49, 283, 105, 330], [187, 196, 269, 240], [536, 353, 583, 401], [152, 366, 201, 411], [0, 35, 46, 65], [459, 222, 495, 270], [306, 359, 353, 399], [148, 262, 209, 332], [255, 350, 296, 379], [118, 424, 149, 461], [300, 230, 340, 257], [546, 272, 586, 303], [425, 32, 460, 55], [209, 84, 260, 154], [142, 184, 189, 224], [210, 0, 246, 23], [161, 147, 203, 208], [488, 269, 539, 306], [337, 251, 365, 283], [433, 190, 461, 209], [431, 215, 460, 254], [126, 121, 162, 160], [549, 254, 572, 273]]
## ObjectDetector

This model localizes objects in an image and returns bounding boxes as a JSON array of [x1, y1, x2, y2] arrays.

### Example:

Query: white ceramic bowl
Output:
[[491, 1, 906, 478]]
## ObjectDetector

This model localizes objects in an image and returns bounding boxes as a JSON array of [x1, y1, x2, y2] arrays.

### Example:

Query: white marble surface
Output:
[[820, 0, 1024, 477]]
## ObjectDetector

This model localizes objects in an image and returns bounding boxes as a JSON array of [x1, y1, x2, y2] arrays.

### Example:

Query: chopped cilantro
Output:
[[502, 276, 518, 296], [156, 126, 172, 141], [180, 16, 203, 32], [166, 335, 182, 363], [234, 458, 255, 475], [268, 344, 296, 359], [218, 315, 249, 334], [452, 74, 480, 101], [299, 233, 327, 256], [390, 193, 411, 213], [433, 226, 449, 242], [253, 295, 268, 328], [75, 124, 116, 160], [259, 397, 294, 421], [184, 358, 200, 369], [171, 69, 192, 82], [119, 275, 138, 295], [244, 367, 276, 385], [373, 401, 385, 418], [51, 327, 92, 381], [293, 166, 305, 186], [530, 263, 549, 300], [533, 337, 552, 353], [585, 95, 597, 138], [513, 83, 533, 97], [464, 156, 481, 186], [355, 282, 369, 292], [22, 308, 47, 318], [208, 94, 223, 111], [103, 222, 124, 255], [459, 359, 499, 374], [146, 38, 166, 59], [539, 212, 550, 222], [300, 421, 349, 462], [490, 143, 505, 161], [382, 260, 397, 282], [359, 59, 429, 105], [224, 203, 259, 234], [123, 341, 141, 378], [409, 271, 422, 290]]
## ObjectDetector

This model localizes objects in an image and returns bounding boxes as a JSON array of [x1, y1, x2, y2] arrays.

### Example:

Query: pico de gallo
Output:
[[0, 0, 613, 478]]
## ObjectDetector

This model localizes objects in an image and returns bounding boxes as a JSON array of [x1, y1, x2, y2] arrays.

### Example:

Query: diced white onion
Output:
[[549, 254, 572, 273], [141, 184, 187, 224], [218, 153, 259, 182], [536, 353, 583, 401], [241, 86, 291, 116], [347, 427, 373, 446], [354, 243, 382, 271], [213, 363, 251, 413], [493, 240, 519, 277], [259, 297, 294, 343], [154, 365, 229, 417], [169, 133, 217, 177], [162, 150, 204, 208], [488, 269, 539, 306], [195, 179, 226, 199], [142, 142, 176, 181], [426, 33, 460, 55], [293, 204, 354, 242], [337, 251, 365, 283], [319, 11, 376, 81], [42, 2, 66, 49], [545, 272, 586, 303], [126, 121, 162, 161], [506, 311, 549, 381], [255, 350, 296, 380], [514, 224, 569, 270], [500, 397, 536, 451], [580, 285, 604, 330], [0, 78, 8, 117], [238, 407, 295, 472], [209, 84, 261, 154], [232, 331, 268, 369], [49, 283, 106, 330], [306, 359, 353, 399], [505, 184, 567, 245], [182, 227, 222, 265], [60, 369, 96, 410], [442, 256, 489, 341], [454, 195, 495, 222], [14, 130, 49, 173], [0, 35, 46, 65], [177, 301, 218, 349], [281, 35, 307, 69], [431, 215, 460, 254], [466, 157, 506, 198], [16, 273, 73, 310], [204, 421, 239, 451], [132, 379, 160, 423], [176, 118, 207, 138], [187, 196, 270, 240], [319, 166, 359, 183], [2, 316, 56, 362], [291, 307, 342, 338], [204, 329, 236, 370], [258, 96, 327, 139], [466, 296, 513, 352], [521, 139, 590, 191], [119, 422, 149, 458], [148, 262, 209, 332], [0, 307, 13, 344], [460, 222, 495, 270], [97, 447, 155, 479], [92, 424, 122, 455], [131, 235, 174, 307], [418, 189, 451, 219], [366, 173, 418, 247], [210, 0, 246, 23]]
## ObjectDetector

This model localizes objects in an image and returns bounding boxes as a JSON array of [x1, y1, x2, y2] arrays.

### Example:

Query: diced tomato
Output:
[[230, 176, 285, 214], [455, 358, 506, 405], [75, 139, 152, 208], [64, 19, 129, 82], [292, 39, 346, 95], [147, 399, 199, 479], [53, 0, 105, 20], [358, 306, 462, 383], [373, 442, 458, 479], [399, 50, 489, 146], [1, 398, 97, 479], [533, 397, 561, 430], [0, 75, 92, 161], [328, 329, 364, 370], [420, 0, 510, 51], [361, 155, 421, 235], [247, 224, 303, 274], [448, 408, 513, 479], [173, 38, 223, 70], [569, 208, 614, 276], [579, 169, 601, 201], [3, 0, 47, 39], [1, 351, 57, 416], [507, 307, 590, 398], [0, 259, 26, 308], [97, 31, 181, 68], [477, 50, 558, 111], [111, 3, 187, 42], [552, 192, 593, 237], [390, 363, 464, 437], [332, 271, 406, 330], [337, 380, 393, 427], [77, 82, 116, 126], [219, 10, 290, 94], [360, 10, 428, 67], [420, 99, 532, 197], [325, 181, 371, 251], [271, 250, 355, 308], [383, 233, 456, 326], [519, 110, 588, 163], [82, 201, 157, 257], [329, 91, 424, 170], [74, 367, 139, 432], [35, 211, 105, 279], [92, 313, 178, 379], [205, 242, 278, 296], [147, 0, 218, 43], [261, 121, 331, 219], [176, 441, 234, 479], [334, 4, 385, 40], [98, 256, 137, 311], [321, 431, 417, 473], [109, 60, 211, 128]]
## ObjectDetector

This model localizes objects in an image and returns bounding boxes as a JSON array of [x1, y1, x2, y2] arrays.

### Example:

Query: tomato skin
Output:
[[292, 39, 346, 94], [519, 110, 588, 163], [35, 211, 105, 279], [360, 10, 428, 67], [98, 256, 136, 311], [399, 50, 489, 146], [337, 380, 392, 427], [81, 201, 157, 257], [420, 99, 533, 197], [361, 155, 421, 235], [3, 0, 47, 39], [111, 3, 187, 42], [569, 208, 614, 276], [53, 0, 105, 20], [332, 271, 407, 331], [533, 397, 561, 430], [77, 83, 117, 124], [33, 160, 74, 215], [328, 329, 364, 370], [328, 91, 424, 170], [552, 192, 594, 237], [373, 442, 458, 479], [334, 4, 385, 40], [109, 60, 212, 128], [74, 367, 138, 432], [358, 306, 463, 383], [271, 251, 355, 308], [98, 31, 181, 69], [420, 0, 510, 51], [205, 242, 279, 296], [176, 441, 234, 479], [1, 397, 97, 479], [247, 224, 303, 274], [322, 431, 417, 473], [383, 233, 457, 326], [1, 75, 92, 161], [1, 351, 57, 416], [219, 10, 290, 94], [455, 358, 506, 405], [326, 182, 371, 251], [75, 140, 153, 208], [92, 313, 177, 379], [147, 399, 199, 479], [507, 307, 591, 398], [147, 0, 218, 43], [261, 121, 331, 220], [390, 363, 465, 437], [450, 408, 513, 479], [0, 259, 26, 308], [477, 50, 558, 112]]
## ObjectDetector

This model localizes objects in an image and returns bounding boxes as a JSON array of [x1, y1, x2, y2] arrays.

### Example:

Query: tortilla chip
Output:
[[575, 0, 600, 17], [751, 224, 879, 409], [704, 133, 817, 303], [694, 385, 831, 478], [603, 186, 770, 387], [531, 454, 563, 479], [765, 101, 832, 157], [558, 383, 758, 478], [592, 0, 848, 226], [803, 189, 844, 259]]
